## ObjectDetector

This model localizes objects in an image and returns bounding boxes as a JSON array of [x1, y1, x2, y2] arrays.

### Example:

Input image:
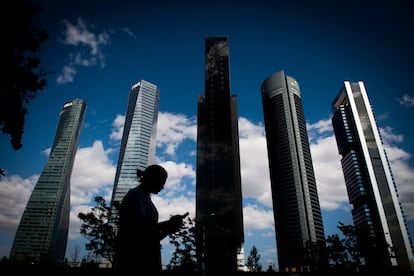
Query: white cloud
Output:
[[71, 140, 116, 204], [0, 139, 117, 255], [62, 17, 110, 57], [307, 118, 333, 136], [396, 94, 414, 107], [381, 128, 414, 221], [153, 194, 195, 223], [0, 175, 38, 234], [310, 135, 350, 210], [308, 118, 414, 222], [238, 116, 351, 213], [380, 126, 405, 144], [57, 17, 111, 84], [2, 113, 413, 262], [238, 117, 272, 208], [56, 65, 76, 84], [69, 140, 116, 240], [160, 160, 195, 192], [109, 114, 125, 141], [243, 204, 274, 230], [307, 118, 351, 211], [156, 112, 197, 158]]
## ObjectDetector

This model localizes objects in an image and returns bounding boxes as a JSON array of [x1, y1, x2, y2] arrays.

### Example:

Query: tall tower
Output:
[[261, 71, 326, 272], [196, 36, 244, 273], [10, 99, 86, 263], [331, 81, 414, 272], [110, 80, 160, 227]]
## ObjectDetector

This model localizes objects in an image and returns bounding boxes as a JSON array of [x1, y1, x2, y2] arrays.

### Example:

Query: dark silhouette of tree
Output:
[[168, 216, 197, 271], [0, 0, 49, 150], [0, 168, 5, 178], [246, 245, 262, 272], [78, 196, 118, 265], [326, 222, 364, 272], [338, 222, 364, 268]]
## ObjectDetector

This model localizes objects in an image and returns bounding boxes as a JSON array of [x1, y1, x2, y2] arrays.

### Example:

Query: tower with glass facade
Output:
[[110, 80, 160, 228], [196, 36, 244, 273], [261, 71, 326, 272], [331, 81, 414, 272], [10, 99, 86, 263]]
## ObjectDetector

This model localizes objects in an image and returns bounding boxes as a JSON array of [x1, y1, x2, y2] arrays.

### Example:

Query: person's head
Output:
[[136, 164, 168, 194]]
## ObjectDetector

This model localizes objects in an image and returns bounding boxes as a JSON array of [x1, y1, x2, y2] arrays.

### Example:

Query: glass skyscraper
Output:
[[10, 99, 86, 263], [331, 81, 414, 272], [261, 71, 326, 272], [110, 80, 160, 228], [196, 36, 244, 273]]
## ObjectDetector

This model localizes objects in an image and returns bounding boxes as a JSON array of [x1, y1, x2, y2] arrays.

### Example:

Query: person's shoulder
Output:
[[132, 185, 145, 193], [120, 188, 139, 209], [126, 186, 146, 198]]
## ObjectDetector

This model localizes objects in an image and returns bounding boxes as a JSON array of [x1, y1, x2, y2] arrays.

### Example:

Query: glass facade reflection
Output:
[[110, 80, 160, 228], [10, 99, 86, 263], [196, 36, 244, 273], [332, 81, 414, 272]]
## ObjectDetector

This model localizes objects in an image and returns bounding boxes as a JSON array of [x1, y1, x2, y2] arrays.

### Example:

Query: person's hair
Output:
[[136, 164, 167, 182]]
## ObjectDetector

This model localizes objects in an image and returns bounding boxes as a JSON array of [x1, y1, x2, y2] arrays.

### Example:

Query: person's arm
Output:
[[159, 212, 189, 240]]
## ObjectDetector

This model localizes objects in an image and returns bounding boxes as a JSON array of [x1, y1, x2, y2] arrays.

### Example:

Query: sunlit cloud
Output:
[[62, 17, 110, 57], [0, 175, 38, 234], [156, 112, 197, 158], [381, 128, 414, 220], [396, 94, 414, 107], [243, 204, 274, 230], [57, 17, 111, 84], [307, 118, 333, 137], [238, 117, 272, 208], [311, 135, 350, 210], [109, 114, 125, 142], [1, 113, 413, 262], [56, 65, 76, 84]]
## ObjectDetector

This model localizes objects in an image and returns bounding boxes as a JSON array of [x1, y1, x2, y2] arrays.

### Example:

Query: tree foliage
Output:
[[0, 0, 49, 150], [246, 245, 262, 272], [78, 196, 117, 265], [0, 169, 5, 178], [168, 216, 197, 271], [326, 222, 364, 272], [78, 196, 197, 270]]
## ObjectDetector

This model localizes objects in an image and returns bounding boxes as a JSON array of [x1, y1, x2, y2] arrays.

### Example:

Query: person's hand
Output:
[[169, 212, 189, 232]]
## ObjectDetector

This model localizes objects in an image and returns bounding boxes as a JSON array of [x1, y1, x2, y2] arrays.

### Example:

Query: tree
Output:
[[168, 216, 197, 271], [326, 222, 364, 272], [78, 196, 117, 265], [337, 222, 364, 269], [0, 0, 49, 150], [0, 168, 5, 178], [246, 245, 262, 272]]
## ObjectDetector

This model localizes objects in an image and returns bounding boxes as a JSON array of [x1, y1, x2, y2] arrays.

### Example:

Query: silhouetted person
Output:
[[114, 164, 188, 274]]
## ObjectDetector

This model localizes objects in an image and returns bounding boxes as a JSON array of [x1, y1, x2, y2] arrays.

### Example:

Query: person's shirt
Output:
[[122, 185, 158, 225], [116, 185, 161, 271]]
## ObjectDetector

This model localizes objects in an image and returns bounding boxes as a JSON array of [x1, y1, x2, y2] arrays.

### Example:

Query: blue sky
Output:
[[1, 0, 414, 270]]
